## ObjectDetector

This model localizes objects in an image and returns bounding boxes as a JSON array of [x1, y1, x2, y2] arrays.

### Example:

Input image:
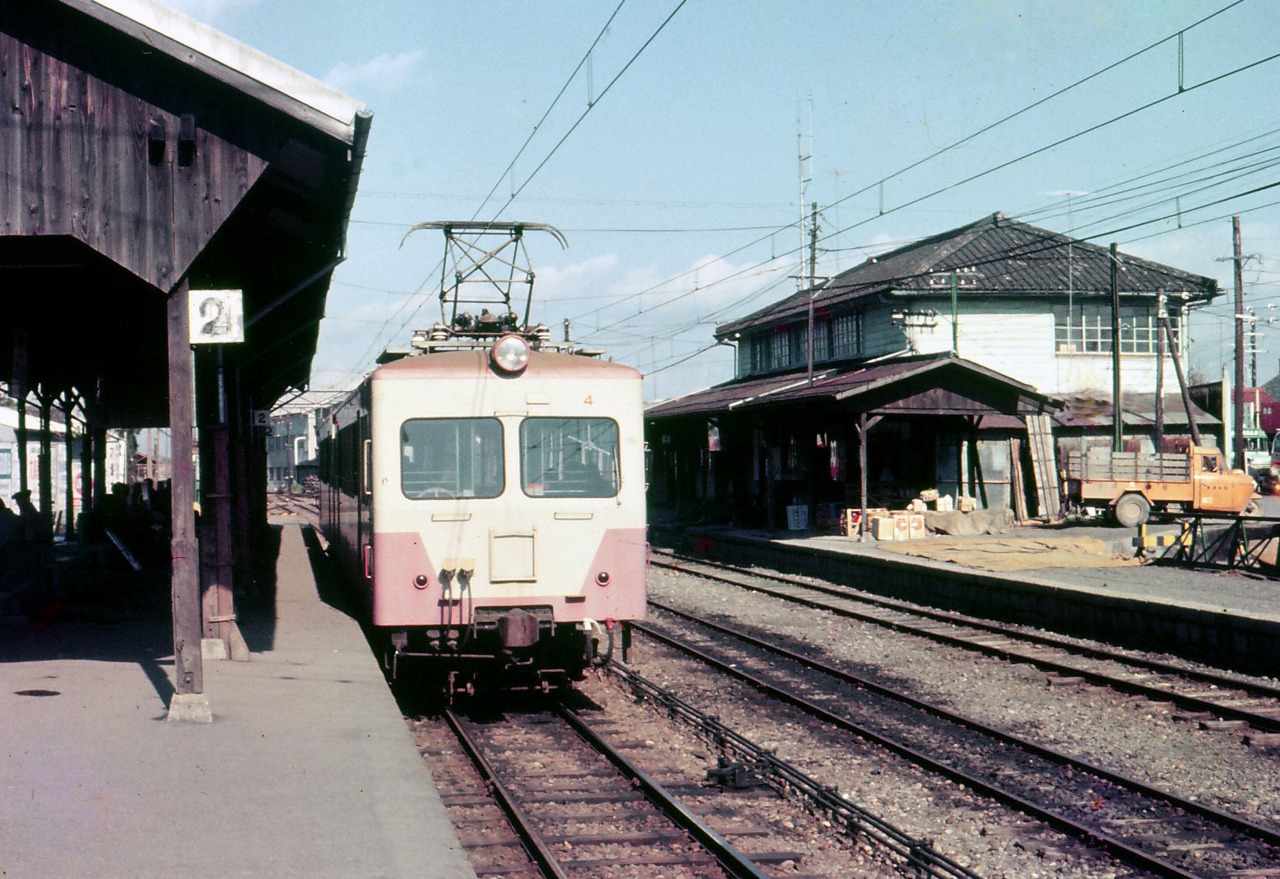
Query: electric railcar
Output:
[[318, 327, 647, 691]]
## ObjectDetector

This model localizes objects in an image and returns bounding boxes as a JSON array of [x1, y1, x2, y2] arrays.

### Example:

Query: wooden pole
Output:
[[1163, 316, 1201, 447], [1110, 243, 1123, 452], [1233, 216, 1245, 470], [62, 394, 75, 538], [1155, 288, 1165, 452], [858, 412, 868, 543], [166, 281, 210, 721]]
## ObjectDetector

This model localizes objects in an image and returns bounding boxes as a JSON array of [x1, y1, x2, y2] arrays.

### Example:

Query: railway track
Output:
[[413, 700, 789, 878], [650, 549, 1280, 744], [410, 687, 991, 879], [266, 493, 319, 521], [633, 599, 1280, 879]]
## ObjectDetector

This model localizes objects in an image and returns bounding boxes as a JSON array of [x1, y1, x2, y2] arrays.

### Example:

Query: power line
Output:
[[335, 1, 690, 388], [569, 1, 1258, 336]]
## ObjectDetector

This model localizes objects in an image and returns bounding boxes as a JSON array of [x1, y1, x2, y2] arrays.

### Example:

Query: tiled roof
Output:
[[717, 213, 1220, 338]]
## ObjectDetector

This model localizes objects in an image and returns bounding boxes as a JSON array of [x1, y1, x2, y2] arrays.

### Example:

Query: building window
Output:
[[831, 313, 860, 358], [790, 325, 808, 366], [747, 335, 771, 374], [770, 328, 790, 368], [1054, 302, 1179, 354]]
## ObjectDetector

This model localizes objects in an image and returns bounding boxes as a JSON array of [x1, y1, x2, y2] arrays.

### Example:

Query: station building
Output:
[[646, 213, 1223, 529]]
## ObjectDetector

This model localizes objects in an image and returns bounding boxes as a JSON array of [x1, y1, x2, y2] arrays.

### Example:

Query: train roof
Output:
[[370, 348, 642, 383]]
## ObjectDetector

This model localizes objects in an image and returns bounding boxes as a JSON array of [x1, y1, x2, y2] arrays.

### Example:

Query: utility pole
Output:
[[1110, 243, 1122, 452], [1233, 216, 1245, 471], [1155, 288, 1165, 452], [951, 271, 959, 355], [806, 202, 819, 386]]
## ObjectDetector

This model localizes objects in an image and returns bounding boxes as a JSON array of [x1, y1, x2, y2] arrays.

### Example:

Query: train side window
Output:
[[400, 418, 504, 500], [521, 417, 620, 498]]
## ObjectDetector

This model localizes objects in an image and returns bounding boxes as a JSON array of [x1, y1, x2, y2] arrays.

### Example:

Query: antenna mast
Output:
[[796, 98, 813, 293]]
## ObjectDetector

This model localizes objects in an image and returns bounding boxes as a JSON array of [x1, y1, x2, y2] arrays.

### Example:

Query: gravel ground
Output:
[[623, 564, 1280, 877]]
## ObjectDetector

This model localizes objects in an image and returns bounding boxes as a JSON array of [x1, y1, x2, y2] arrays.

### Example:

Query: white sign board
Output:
[[189, 289, 245, 344]]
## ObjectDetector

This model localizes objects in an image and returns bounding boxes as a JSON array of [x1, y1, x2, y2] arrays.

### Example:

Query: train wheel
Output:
[[1113, 493, 1151, 528]]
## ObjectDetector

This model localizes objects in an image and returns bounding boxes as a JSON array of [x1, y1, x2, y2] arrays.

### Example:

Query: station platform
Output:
[[664, 518, 1280, 678], [0, 522, 476, 879]]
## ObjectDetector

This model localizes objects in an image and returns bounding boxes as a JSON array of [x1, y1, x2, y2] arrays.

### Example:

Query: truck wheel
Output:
[[1113, 493, 1151, 528]]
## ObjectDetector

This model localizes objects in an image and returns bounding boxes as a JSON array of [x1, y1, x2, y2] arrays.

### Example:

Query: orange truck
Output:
[[1063, 446, 1256, 527]]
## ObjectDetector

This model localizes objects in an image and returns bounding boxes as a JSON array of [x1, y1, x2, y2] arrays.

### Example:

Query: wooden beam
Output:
[[166, 280, 209, 721]]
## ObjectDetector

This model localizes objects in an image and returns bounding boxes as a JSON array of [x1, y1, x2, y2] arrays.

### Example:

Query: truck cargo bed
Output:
[[1064, 449, 1191, 483]]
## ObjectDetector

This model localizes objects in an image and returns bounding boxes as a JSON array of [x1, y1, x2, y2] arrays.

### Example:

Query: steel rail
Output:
[[634, 616, 1276, 879], [651, 550, 1280, 732], [605, 661, 987, 879], [442, 708, 571, 879], [554, 704, 773, 879], [645, 601, 1280, 849]]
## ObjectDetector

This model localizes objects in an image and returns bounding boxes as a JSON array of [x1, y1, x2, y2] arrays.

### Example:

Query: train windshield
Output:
[[400, 418, 504, 499], [521, 417, 620, 498]]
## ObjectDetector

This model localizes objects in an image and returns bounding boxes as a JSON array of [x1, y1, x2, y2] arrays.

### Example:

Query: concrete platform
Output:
[[0, 522, 476, 879], [664, 520, 1280, 678]]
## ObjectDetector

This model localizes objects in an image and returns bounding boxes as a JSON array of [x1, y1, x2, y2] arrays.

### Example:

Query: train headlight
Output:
[[491, 334, 531, 375]]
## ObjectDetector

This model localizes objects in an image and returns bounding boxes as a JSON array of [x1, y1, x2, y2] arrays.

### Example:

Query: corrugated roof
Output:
[[718, 212, 1220, 338]]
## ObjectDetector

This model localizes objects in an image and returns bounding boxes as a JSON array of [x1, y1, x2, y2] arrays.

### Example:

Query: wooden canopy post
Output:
[[854, 411, 882, 542], [91, 379, 107, 510], [167, 280, 210, 722], [200, 347, 249, 662], [61, 392, 76, 539], [14, 384, 27, 496], [37, 389, 53, 536]]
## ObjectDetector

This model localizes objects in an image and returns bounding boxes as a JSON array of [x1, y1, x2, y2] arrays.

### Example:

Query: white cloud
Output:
[[323, 50, 426, 96]]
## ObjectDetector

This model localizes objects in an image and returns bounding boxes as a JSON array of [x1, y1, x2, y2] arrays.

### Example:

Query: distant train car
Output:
[[318, 327, 647, 692]]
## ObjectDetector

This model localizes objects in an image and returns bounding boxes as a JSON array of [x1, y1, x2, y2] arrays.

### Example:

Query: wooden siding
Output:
[[861, 302, 908, 357], [0, 27, 267, 291]]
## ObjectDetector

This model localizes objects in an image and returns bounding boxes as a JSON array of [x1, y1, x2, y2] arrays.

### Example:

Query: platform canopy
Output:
[[0, 0, 371, 422]]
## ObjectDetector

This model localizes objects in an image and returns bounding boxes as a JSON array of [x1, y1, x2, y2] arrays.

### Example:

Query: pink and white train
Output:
[[318, 326, 647, 692]]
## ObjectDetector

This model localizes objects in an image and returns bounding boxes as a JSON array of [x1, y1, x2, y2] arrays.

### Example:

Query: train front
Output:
[[367, 334, 647, 691]]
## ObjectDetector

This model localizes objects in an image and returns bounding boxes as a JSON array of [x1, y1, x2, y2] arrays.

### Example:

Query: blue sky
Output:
[[168, 0, 1280, 403]]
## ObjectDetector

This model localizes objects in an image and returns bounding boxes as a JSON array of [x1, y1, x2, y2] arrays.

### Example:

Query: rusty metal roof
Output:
[[718, 212, 1220, 338]]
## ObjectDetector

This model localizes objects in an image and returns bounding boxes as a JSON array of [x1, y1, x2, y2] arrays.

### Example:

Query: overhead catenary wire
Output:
[[331, 1, 690, 389], [567, 0, 1253, 333]]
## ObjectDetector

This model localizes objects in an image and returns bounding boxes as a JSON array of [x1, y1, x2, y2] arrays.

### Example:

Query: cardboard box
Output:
[[908, 512, 926, 540], [891, 512, 910, 540], [871, 515, 895, 540]]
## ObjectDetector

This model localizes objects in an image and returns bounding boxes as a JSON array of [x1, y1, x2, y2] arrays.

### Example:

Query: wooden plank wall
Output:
[[0, 30, 267, 291]]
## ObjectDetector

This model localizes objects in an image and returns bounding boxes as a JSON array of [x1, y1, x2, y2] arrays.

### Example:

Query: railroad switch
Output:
[[706, 756, 769, 790]]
